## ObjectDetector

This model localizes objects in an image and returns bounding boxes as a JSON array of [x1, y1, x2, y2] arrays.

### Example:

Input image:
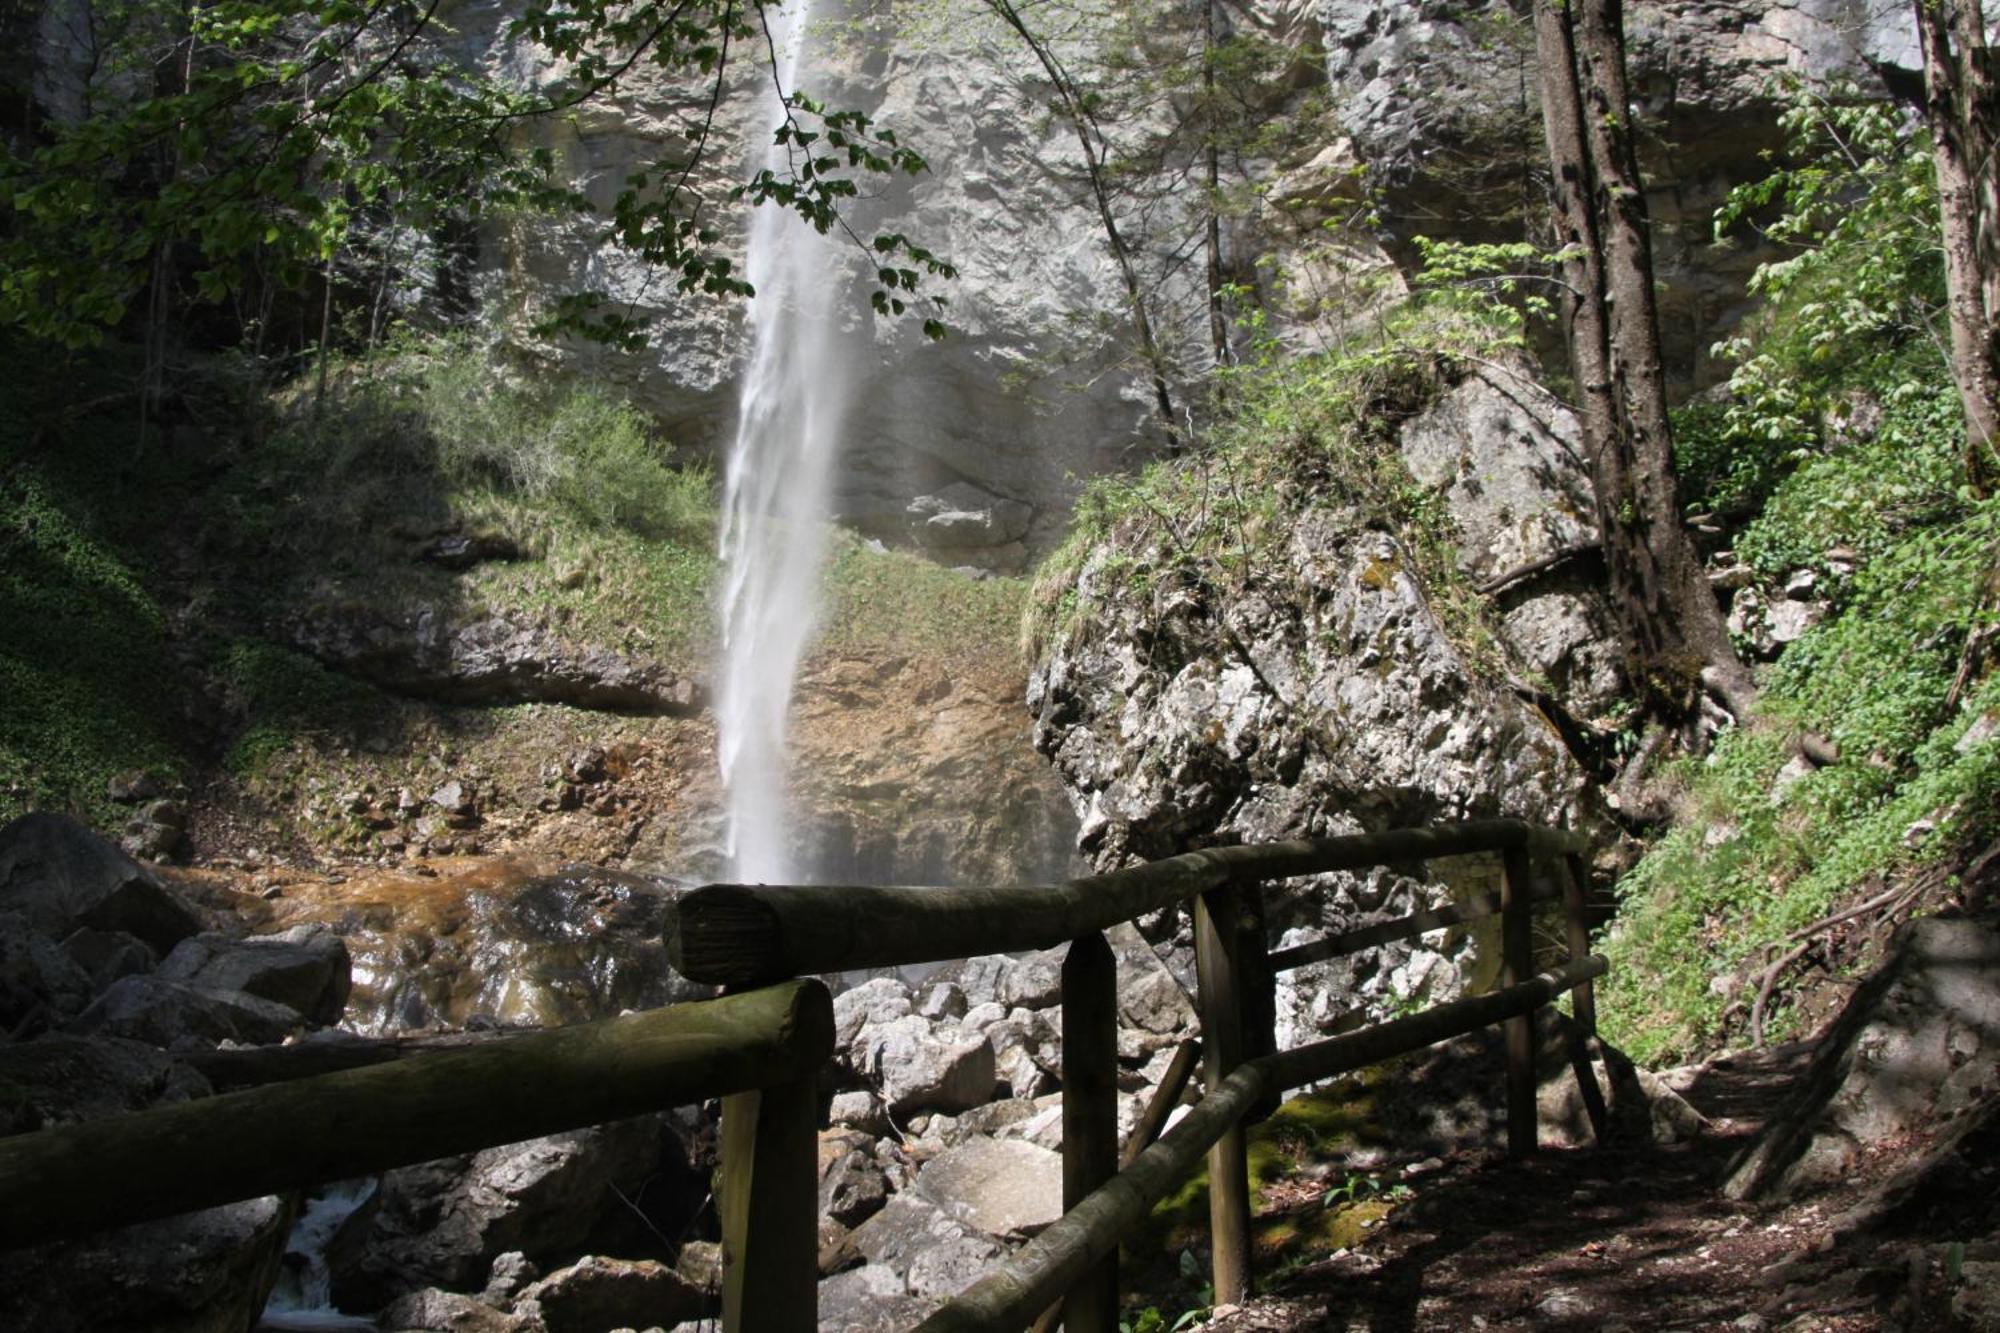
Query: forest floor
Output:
[[1203, 1041, 1983, 1333]]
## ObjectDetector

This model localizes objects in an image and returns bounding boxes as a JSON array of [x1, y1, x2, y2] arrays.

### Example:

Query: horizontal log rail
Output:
[[1267, 880, 1561, 974], [0, 980, 833, 1252], [670, 819, 1589, 985], [914, 956, 1608, 1332]]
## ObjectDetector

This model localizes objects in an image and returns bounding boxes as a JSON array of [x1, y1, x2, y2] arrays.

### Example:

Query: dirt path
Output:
[[1202, 1043, 1904, 1333]]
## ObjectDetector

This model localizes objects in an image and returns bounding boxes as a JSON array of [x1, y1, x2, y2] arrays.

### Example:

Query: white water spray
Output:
[[716, 0, 857, 884]]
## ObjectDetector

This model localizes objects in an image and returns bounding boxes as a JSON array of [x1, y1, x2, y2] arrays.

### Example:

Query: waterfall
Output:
[[716, 0, 857, 885]]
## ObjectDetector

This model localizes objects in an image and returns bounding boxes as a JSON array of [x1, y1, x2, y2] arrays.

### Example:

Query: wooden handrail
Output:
[[0, 980, 833, 1252], [670, 819, 1589, 985], [1267, 880, 1561, 973], [913, 955, 1608, 1332]]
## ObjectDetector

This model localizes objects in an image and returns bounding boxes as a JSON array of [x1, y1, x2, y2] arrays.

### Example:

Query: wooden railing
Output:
[[0, 818, 1606, 1333], [669, 818, 1609, 1331]]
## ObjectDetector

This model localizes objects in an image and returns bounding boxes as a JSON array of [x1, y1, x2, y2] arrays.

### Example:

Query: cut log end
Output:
[[668, 885, 788, 986]]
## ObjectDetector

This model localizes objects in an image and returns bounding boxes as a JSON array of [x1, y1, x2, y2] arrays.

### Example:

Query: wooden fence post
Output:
[[1195, 885, 1252, 1304], [1061, 931, 1119, 1333], [720, 1075, 817, 1332], [1498, 848, 1538, 1158], [1560, 852, 1612, 1145], [1236, 883, 1280, 1125]]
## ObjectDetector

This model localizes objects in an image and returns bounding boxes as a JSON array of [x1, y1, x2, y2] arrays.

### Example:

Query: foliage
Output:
[[821, 534, 1028, 666], [1024, 296, 1517, 671], [1680, 89, 1945, 517], [1600, 89, 1998, 1061], [1, 0, 949, 352], [0, 467, 185, 825]]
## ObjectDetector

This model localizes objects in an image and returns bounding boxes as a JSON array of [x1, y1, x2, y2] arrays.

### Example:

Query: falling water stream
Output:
[[715, 0, 858, 886]]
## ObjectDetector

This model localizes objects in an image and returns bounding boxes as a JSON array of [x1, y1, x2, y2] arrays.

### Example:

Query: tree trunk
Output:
[[1532, 0, 1756, 719], [1202, 0, 1231, 369], [1915, 0, 2000, 495]]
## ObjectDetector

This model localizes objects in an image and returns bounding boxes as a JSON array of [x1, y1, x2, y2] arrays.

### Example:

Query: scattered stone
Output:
[[820, 1149, 890, 1228], [517, 1254, 709, 1333], [817, 1262, 933, 1332], [915, 979, 967, 1021], [378, 1287, 533, 1333], [0, 910, 96, 1032], [106, 772, 163, 804], [998, 950, 1063, 1010], [829, 1089, 889, 1135], [860, 1015, 997, 1116]]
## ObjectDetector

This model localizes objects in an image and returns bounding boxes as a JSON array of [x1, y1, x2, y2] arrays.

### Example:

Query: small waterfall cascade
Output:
[[715, 0, 858, 885]]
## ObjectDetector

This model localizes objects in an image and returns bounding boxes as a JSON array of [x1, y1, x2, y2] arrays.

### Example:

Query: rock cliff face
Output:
[[1026, 361, 1604, 1035], [465, 0, 1927, 558], [1316, 0, 1921, 385]]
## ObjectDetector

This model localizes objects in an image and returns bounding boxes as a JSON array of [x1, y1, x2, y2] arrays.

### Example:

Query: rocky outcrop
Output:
[[289, 606, 704, 715], [1725, 915, 2000, 1201], [1319, 0, 1922, 384]]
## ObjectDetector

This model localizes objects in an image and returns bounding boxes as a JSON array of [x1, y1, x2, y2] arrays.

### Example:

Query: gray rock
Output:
[[859, 1014, 998, 1116], [60, 926, 156, 990], [0, 1194, 293, 1333], [159, 925, 352, 1027], [0, 812, 201, 953], [0, 1034, 210, 1135], [817, 1261, 936, 1332], [334, 1117, 664, 1307], [998, 949, 1064, 1010], [517, 1254, 709, 1333], [1727, 917, 2000, 1201], [915, 1137, 1065, 1240], [849, 1194, 1004, 1298], [828, 1089, 888, 1135], [1396, 364, 1594, 584], [65, 975, 307, 1051], [914, 978, 967, 1021], [0, 909, 96, 1032], [378, 1287, 535, 1333], [820, 1148, 890, 1228], [833, 976, 914, 1054]]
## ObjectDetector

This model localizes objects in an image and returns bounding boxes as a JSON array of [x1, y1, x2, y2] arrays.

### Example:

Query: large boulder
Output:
[[0, 909, 97, 1033], [516, 1254, 710, 1333], [0, 1033, 209, 1135], [159, 925, 352, 1027], [848, 1194, 1005, 1299], [332, 1115, 671, 1308], [914, 1137, 1065, 1240], [0, 1196, 294, 1333], [64, 974, 308, 1051], [0, 813, 201, 954], [858, 1014, 999, 1116], [1726, 916, 2000, 1201]]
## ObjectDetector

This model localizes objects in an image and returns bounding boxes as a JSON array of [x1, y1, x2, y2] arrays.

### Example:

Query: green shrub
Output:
[[1599, 87, 1999, 1062]]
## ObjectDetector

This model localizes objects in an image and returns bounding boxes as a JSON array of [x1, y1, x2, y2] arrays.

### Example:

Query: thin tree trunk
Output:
[[983, 0, 1181, 447], [1916, 0, 2000, 494], [1202, 0, 1230, 369], [1533, 0, 1756, 719]]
